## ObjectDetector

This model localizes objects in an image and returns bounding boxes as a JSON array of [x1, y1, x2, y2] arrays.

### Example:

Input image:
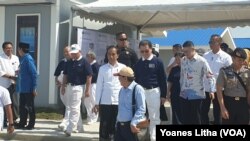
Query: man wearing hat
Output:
[[114, 66, 146, 141], [61, 44, 93, 136], [217, 48, 250, 124], [16, 42, 37, 130]]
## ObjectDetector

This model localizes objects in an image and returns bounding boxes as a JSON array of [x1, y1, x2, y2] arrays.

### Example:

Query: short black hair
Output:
[[173, 44, 182, 48], [18, 42, 29, 53], [210, 34, 222, 44], [139, 40, 153, 49], [2, 41, 13, 49], [183, 41, 194, 48], [116, 32, 127, 39], [106, 45, 120, 54]]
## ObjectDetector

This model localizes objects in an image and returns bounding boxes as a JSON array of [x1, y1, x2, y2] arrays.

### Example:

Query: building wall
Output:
[[159, 49, 173, 68], [5, 5, 51, 107], [0, 6, 5, 54]]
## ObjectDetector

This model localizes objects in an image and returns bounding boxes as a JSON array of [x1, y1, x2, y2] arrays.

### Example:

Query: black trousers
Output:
[[222, 96, 249, 124], [201, 92, 221, 125], [180, 98, 202, 125], [114, 122, 138, 141], [99, 105, 118, 141], [19, 93, 36, 127], [4, 84, 19, 124], [170, 95, 182, 124]]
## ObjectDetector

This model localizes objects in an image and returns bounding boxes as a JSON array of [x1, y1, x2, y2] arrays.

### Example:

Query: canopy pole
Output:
[[136, 27, 141, 40], [139, 11, 159, 32], [68, 7, 74, 46]]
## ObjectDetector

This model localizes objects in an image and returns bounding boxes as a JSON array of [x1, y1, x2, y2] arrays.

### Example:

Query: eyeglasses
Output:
[[140, 50, 150, 54], [119, 38, 127, 41]]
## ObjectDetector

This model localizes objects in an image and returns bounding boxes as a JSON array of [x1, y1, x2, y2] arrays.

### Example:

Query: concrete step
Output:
[[0, 119, 99, 141], [0, 103, 215, 141]]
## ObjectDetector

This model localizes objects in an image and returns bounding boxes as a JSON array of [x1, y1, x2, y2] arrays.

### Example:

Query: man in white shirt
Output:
[[94, 45, 125, 141], [0, 85, 14, 133], [0, 41, 20, 127], [202, 35, 232, 125]]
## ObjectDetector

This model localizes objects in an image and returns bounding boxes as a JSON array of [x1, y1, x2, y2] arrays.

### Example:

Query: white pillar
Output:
[[0, 6, 5, 54], [49, 0, 60, 104]]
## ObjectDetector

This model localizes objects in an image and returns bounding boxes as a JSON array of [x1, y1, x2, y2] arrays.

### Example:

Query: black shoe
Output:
[[24, 126, 34, 130], [15, 123, 25, 129], [3, 122, 7, 128]]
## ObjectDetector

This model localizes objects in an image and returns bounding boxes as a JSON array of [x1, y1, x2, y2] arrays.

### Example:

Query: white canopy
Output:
[[72, 0, 250, 36]]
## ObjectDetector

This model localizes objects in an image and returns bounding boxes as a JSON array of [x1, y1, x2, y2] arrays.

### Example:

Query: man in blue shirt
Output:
[[16, 42, 37, 130], [114, 66, 146, 141], [134, 40, 167, 141]]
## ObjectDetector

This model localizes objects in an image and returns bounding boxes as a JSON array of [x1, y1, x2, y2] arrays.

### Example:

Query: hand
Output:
[[160, 98, 166, 105], [56, 80, 61, 87], [32, 90, 37, 97], [61, 86, 66, 95], [166, 95, 171, 103], [209, 93, 215, 100], [131, 125, 140, 133], [7, 125, 14, 134], [221, 106, 229, 119], [85, 91, 90, 98], [92, 105, 99, 114]]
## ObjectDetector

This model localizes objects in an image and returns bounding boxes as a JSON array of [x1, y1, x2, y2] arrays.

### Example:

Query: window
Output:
[[16, 15, 39, 68]]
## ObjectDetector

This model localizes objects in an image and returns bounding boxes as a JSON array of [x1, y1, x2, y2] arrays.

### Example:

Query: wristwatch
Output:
[[9, 123, 14, 126]]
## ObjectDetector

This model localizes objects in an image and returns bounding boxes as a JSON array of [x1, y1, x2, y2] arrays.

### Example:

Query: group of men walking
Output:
[[167, 34, 250, 126], [1, 31, 249, 141]]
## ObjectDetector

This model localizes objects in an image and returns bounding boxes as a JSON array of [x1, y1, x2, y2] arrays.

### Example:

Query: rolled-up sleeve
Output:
[[203, 60, 216, 92], [131, 85, 146, 126]]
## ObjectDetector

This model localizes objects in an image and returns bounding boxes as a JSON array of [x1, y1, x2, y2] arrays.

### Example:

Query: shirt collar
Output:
[[127, 81, 136, 90], [108, 61, 119, 67], [2, 53, 11, 59], [188, 53, 199, 61], [90, 60, 97, 65], [142, 54, 154, 61], [212, 49, 222, 55], [73, 55, 82, 61]]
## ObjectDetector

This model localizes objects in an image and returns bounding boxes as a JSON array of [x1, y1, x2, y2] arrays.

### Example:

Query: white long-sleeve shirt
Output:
[[0, 54, 20, 88], [203, 49, 232, 92], [95, 62, 126, 105]]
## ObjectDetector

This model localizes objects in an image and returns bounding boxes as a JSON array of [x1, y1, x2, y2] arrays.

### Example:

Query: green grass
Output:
[[36, 107, 63, 120]]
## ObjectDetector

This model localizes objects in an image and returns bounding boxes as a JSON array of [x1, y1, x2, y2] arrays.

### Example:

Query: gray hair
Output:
[[87, 51, 96, 59]]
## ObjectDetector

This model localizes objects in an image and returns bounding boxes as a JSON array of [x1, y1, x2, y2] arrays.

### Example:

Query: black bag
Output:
[[132, 84, 150, 141]]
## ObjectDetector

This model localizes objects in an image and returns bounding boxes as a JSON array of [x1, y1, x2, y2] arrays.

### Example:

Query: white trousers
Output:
[[0, 107, 3, 131], [59, 86, 70, 128], [144, 87, 161, 141], [65, 85, 84, 133], [83, 83, 98, 122]]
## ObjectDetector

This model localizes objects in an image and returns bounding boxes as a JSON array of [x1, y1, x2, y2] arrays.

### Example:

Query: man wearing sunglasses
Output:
[[134, 40, 167, 141], [104, 32, 138, 68]]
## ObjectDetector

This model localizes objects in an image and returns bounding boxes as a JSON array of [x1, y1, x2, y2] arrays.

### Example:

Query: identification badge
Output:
[[149, 63, 155, 68]]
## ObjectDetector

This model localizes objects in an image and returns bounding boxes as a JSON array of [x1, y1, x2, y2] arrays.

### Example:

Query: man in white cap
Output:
[[61, 44, 93, 136]]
